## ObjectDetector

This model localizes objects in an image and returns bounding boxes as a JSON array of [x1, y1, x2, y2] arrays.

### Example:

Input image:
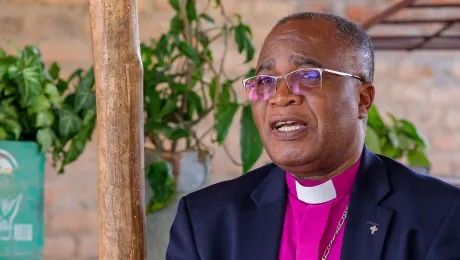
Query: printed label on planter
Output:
[[0, 141, 44, 259]]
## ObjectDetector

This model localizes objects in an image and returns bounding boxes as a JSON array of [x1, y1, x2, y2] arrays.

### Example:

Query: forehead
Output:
[[258, 19, 349, 72]]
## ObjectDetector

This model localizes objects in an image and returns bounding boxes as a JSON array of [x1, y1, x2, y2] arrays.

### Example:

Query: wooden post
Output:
[[88, 0, 146, 259]]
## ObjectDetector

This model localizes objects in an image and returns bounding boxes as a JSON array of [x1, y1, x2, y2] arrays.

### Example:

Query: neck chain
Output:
[[321, 206, 348, 260]]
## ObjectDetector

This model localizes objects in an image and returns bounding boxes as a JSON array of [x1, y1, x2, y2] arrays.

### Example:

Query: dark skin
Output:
[[252, 19, 375, 180]]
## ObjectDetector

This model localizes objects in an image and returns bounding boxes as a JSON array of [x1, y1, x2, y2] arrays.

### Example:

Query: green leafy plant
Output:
[[0, 45, 96, 173], [142, 0, 262, 213], [365, 105, 430, 168]]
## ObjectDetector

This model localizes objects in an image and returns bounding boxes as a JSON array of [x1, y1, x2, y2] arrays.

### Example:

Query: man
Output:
[[166, 12, 460, 260]]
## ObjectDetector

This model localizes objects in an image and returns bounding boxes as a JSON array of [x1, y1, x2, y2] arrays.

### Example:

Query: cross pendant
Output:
[[370, 225, 378, 235]]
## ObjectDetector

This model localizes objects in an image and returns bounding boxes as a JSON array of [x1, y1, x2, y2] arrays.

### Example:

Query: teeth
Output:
[[277, 125, 305, 132], [275, 120, 295, 128]]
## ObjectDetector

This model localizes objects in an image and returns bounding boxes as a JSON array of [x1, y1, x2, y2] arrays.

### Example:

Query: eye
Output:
[[257, 76, 275, 85], [300, 70, 320, 80]]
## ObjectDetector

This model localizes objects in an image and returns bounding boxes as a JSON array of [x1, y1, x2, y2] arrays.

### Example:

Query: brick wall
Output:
[[1, 0, 459, 259]]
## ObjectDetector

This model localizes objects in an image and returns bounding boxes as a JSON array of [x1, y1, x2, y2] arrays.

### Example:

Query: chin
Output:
[[265, 141, 319, 170]]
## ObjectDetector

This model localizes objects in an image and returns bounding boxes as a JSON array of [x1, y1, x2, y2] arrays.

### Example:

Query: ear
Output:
[[358, 82, 375, 119]]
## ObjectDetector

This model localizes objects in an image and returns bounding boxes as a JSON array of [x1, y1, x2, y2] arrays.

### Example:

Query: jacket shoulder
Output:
[[379, 155, 460, 208], [184, 163, 278, 209]]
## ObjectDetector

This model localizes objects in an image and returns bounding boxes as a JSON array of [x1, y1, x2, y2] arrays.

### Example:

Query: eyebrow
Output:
[[256, 58, 275, 74], [289, 54, 323, 68]]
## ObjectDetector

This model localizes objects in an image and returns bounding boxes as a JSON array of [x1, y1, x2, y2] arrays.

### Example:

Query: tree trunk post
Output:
[[88, 0, 146, 259]]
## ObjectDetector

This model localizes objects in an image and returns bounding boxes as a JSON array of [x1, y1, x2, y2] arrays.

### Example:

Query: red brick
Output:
[[429, 88, 456, 104], [347, 5, 382, 23], [0, 16, 24, 36], [429, 153, 452, 176], [50, 209, 98, 233], [39, 41, 92, 64], [444, 110, 460, 130], [77, 232, 99, 258], [44, 235, 77, 258], [153, 0, 174, 12], [430, 0, 460, 3], [432, 132, 460, 152], [11, 0, 87, 4], [390, 84, 427, 102], [295, 2, 333, 13]]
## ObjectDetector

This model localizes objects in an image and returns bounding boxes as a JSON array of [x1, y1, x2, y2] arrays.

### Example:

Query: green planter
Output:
[[0, 141, 44, 260]]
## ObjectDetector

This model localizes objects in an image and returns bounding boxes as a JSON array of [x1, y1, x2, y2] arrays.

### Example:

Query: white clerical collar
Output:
[[295, 180, 337, 204]]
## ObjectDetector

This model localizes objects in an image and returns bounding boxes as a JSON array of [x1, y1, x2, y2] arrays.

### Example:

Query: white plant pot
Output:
[[144, 150, 210, 260]]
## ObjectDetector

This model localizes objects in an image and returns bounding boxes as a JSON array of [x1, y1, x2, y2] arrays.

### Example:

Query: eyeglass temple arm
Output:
[[323, 69, 365, 82]]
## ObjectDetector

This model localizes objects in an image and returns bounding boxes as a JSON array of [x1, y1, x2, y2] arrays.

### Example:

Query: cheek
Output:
[[251, 102, 267, 132], [310, 85, 358, 135]]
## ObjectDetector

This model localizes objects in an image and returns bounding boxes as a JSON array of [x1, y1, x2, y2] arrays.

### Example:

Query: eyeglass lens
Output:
[[244, 69, 322, 101]]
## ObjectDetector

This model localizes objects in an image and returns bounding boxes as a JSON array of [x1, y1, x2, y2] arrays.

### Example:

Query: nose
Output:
[[269, 78, 303, 107]]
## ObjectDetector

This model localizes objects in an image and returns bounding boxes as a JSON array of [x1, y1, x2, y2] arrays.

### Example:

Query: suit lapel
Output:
[[235, 167, 287, 260], [341, 147, 394, 260]]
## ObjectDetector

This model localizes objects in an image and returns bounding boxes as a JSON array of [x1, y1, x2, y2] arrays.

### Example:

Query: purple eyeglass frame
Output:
[[242, 68, 364, 91]]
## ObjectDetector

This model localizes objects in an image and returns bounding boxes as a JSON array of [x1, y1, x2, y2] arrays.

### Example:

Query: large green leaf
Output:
[[0, 56, 16, 79], [364, 127, 381, 154], [145, 87, 161, 120], [48, 62, 60, 80], [27, 95, 51, 114], [17, 64, 43, 107], [63, 125, 92, 165], [1, 118, 22, 140], [400, 119, 428, 148], [82, 108, 96, 126], [170, 15, 182, 35], [240, 104, 263, 173], [16, 46, 44, 107], [407, 149, 430, 167], [36, 109, 55, 128], [367, 105, 386, 132], [168, 128, 190, 141], [145, 161, 176, 213], [234, 24, 255, 63], [59, 109, 82, 140], [44, 83, 61, 105], [188, 91, 204, 118], [74, 68, 95, 113], [186, 0, 198, 21], [168, 0, 179, 10], [37, 127, 54, 152], [216, 103, 239, 144], [0, 126, 7, 140], [209, 77, 218, 102], [199, 13, 214, 23], [0, 99, 19, 119], [159, 96, 178, 117], [177, 41, 200, 65]]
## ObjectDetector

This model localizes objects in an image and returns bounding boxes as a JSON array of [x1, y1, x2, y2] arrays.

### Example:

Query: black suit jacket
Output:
[[166, 147, 460, 259]]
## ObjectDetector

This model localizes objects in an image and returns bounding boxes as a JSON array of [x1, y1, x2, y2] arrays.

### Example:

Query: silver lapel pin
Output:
[[370, 225, 379, 235]]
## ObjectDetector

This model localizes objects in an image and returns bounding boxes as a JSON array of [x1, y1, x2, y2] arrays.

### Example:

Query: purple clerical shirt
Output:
[[278, 159, 361, 260]]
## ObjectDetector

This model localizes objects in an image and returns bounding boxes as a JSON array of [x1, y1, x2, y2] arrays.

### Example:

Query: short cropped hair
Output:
[[274, 12, 375, 82]]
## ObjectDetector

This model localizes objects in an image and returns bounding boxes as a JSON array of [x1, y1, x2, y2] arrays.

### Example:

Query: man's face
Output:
[[251, 19, 372, 177]]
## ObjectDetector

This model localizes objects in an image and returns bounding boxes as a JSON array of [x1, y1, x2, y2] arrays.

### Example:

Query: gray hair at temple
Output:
[[273, 12, 375, 82]]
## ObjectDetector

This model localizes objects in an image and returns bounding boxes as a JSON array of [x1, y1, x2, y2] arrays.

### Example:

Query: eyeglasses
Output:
[[242, 68, 364, 101]]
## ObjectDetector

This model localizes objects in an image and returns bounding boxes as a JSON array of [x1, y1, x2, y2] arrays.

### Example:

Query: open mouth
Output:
[[274, 121, 307, 132]]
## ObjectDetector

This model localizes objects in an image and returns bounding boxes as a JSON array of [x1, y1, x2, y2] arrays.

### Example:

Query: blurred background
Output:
[[0, 0, 460, 259]]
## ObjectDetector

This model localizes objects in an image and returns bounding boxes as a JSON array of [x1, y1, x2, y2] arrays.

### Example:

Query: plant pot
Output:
[[145, 149, 210, 260], [408, 165, 430, 175], [0, 141, 45, 260]]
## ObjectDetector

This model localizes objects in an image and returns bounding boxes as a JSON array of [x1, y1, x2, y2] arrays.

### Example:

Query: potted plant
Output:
[[0, 45, 96, 259], [142, 0, 259, 213], [364, 105, 431, 173], [139, 0, 261, 258]]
